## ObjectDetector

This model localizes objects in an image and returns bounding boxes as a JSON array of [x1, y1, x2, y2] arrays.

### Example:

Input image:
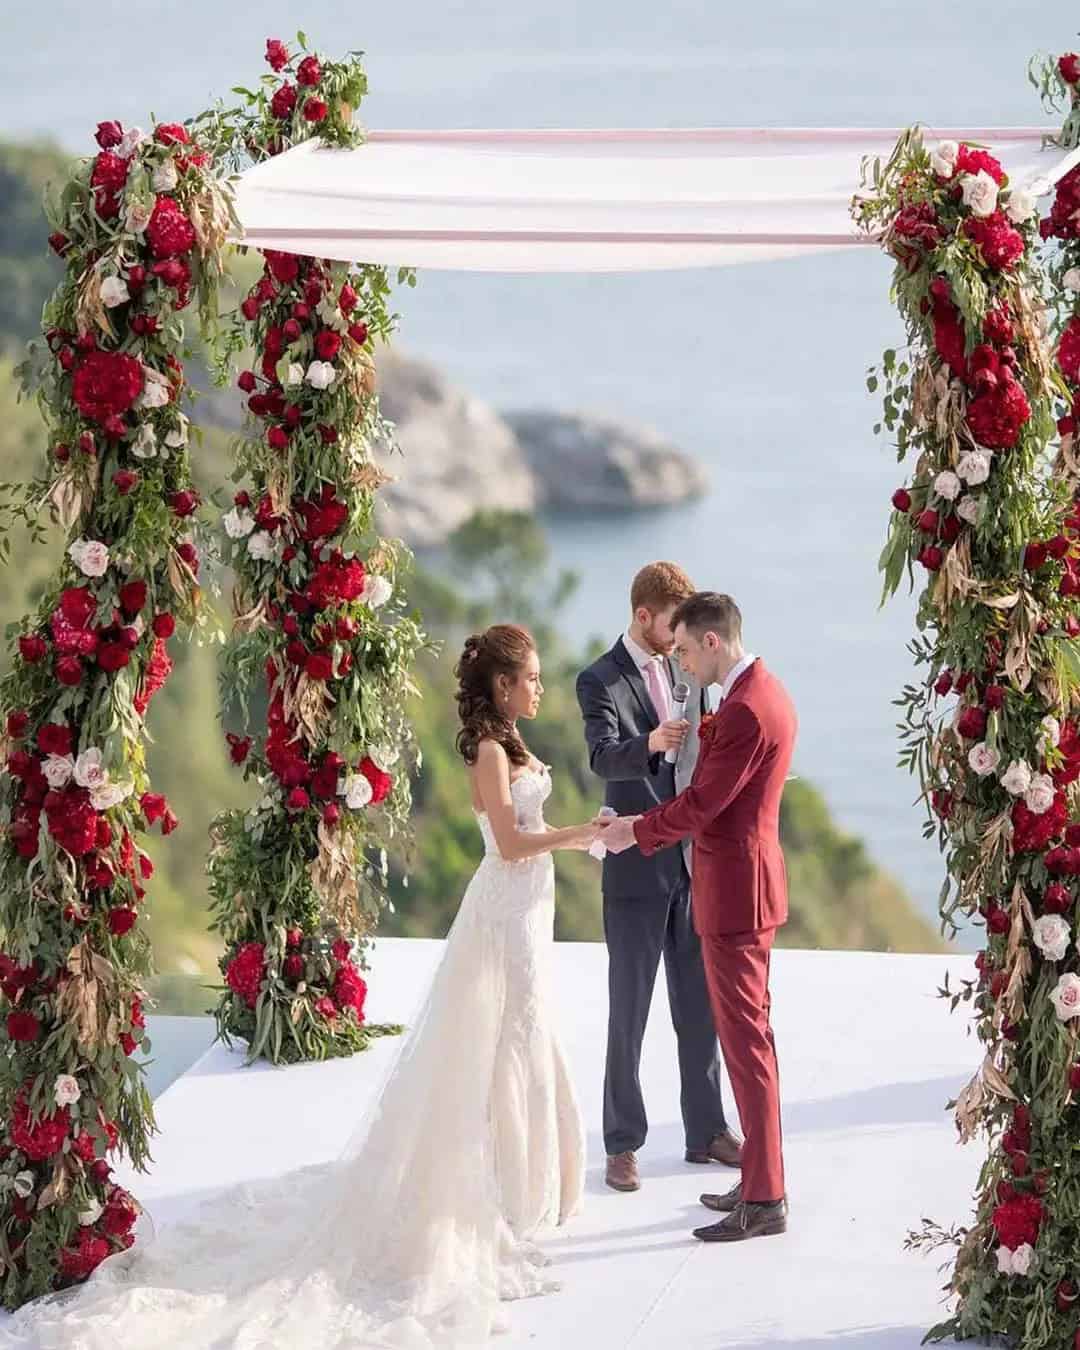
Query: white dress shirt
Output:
[[718, 652, 757, 703]]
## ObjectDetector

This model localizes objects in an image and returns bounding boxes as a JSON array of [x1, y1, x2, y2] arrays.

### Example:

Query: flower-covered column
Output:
[[199, 37, 425, 1064], [0, 120, 227, 1306]]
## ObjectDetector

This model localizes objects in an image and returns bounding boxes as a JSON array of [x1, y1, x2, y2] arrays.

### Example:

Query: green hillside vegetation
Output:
[[0, 137, 943, 999]]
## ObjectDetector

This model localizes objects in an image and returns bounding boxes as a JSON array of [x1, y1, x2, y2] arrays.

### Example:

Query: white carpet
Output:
[[107, 939, 977, 1349]]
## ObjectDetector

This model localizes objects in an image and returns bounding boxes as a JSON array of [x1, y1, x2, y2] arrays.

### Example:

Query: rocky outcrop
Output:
[[504, 409, 708, 513]]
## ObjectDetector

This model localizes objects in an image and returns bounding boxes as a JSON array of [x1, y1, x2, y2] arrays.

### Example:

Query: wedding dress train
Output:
[[0, 765, 584, 1349]]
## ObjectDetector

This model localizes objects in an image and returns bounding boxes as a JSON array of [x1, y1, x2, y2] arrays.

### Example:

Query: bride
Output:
[[1, 624, 597, 1349]]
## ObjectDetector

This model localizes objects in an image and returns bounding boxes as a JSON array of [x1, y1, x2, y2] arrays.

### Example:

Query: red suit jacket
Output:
[[634, 661, 797, 935]]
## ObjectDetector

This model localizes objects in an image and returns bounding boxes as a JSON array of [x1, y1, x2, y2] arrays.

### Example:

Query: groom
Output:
[[576, 562, 740, 1194], [600, 591, 797, 1242]]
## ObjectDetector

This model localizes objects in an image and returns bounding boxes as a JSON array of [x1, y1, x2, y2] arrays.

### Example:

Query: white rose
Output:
[[967, 743, 1000, 778], [343, 773, 374, 810], [1033, 914, 1071, 962], [118, 126, 147, 157], [1005, 188, 1036, 224], [1010, 1243, 1034, 1277], [933, 470, 961, 502], [957, 449, 992, 484], [284, 363, 305, 388], [74, 748, 107, 791], [131, 424, 158, 460], [91, 782, 131, 811], [137, 369, 170, 410], [960, 170, 999, 218], [12, 1172, 34, 1200], [1051, 972, 1080, 1021], [164, 416, 189, 449], [956, 495, 981, 526], [1038, 716, 1062, 755], [224, 508, 256, 540], [124, 201, 152, 234], [100, 276, 130, 308], [305, 361, 337, 390], [1000, 759, 1033, 797], [362, 574, 393, 609], [246, 531, 277, 562], [1024, 772, 1056, 815], [78, 1199, 103, 1227], [53, 1074, 81, 1108], [152, 160, 179, 192], [1064, 268, 1080, 292], [42, 754, 75, 789], [930, 140, 959, 178], [69, 538, 110, 578]]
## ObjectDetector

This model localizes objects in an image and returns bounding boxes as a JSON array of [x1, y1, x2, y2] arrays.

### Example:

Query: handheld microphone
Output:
[[665, 682, 691, 764]]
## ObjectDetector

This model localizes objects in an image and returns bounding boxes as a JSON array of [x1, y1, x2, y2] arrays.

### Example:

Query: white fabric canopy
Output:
[[231, 127, 1078, 273]]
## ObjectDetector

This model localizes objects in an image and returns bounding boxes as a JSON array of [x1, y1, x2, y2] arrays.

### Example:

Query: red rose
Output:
[[891, 488, 911, 513], [265, 37, 289, 70], [332, 964, 367, 1021], [152, 613, 175, 640], [323, 802, 341, 826], [955, 706, 987, 740], [283, 954, 304, 982], [271, 84, 298, 120], [237, 371, 258, 395], [6, 1011, 40, 1042], [226, 942, 267, 1009], [268, 425, 290, 451], [315, 995, 338, 1020], [331, 937, 351, 962], [986, 906, 1010, 936], [917, 546, 943, 572], [303, 98, 329, 123], [71, 350, 144, 425], [932, 295, 969, 382], [118, 580, 147, 616], [917, 508, 938, 534], [348, 322, 369, 347], [1024, 542, 1049, 571], [297, 55, 322, 86], [967, 380, 1031, 450], [55, 655, 84, 687], [140, 793, 167, 825], [95, 120, 123, 149], [146, 196, 196, 259], [286, 927, 303, 949], [108, 907, 137, 937], [286, 787, 311, 812], [241, 296, 260, 322], [169, 490, 199, 518], [59, 1229, 110, 1282], [319, 424, 339, 444], [5, 710, 28, 739], [97, 642, 131, 673], [983, 684, 1005, 710], [1061, 53, 1080, 85], [964, 212, 1024, 272], [359, 756, 393, 805], [265, 250, 300, 286], [48, 231, 70, 257], [934, 671, 953, 697], [299, 484, 349, 541], [91, 150, 129, 194], [38, 724, 72, 757], [177, 541, 199, 571], [314, 329, 341, 361], [18, 634, 46, 664], [305, 651, 335, 682], [154, 122, 189, 145], [892, 200, 942, 252], [1044, 883, 1073, 914], [223, 733, 250, 767], [112, 470, 138, 496]]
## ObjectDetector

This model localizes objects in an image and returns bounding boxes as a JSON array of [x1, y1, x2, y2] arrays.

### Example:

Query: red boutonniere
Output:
[[700, 711, 718, 736]]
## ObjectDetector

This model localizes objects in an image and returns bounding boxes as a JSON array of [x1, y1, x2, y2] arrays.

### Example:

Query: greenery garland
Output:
[[0, 119, 228, 1304], [193, 36, 426, 1064]]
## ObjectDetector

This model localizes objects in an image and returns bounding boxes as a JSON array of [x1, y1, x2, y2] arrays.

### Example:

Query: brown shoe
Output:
[[693, 1200, 787, 1243], [701, 1182, 787, 1215], [685, 1128, 743, 1167], [605, 1151, 640, 1192]]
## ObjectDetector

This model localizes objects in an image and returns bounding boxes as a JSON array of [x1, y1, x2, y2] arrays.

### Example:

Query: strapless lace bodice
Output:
[[476, 765, 552, 861]]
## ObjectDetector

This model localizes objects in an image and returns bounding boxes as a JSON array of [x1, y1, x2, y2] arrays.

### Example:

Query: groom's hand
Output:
[[648, 719, 689, 756], [597, 814, 639, 854]]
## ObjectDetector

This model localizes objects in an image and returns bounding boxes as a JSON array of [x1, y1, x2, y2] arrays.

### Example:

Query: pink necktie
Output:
[[643, 657, 671, 723]]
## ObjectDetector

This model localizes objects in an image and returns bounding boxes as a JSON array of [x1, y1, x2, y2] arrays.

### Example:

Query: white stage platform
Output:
[[105, 940, 977, 1350]]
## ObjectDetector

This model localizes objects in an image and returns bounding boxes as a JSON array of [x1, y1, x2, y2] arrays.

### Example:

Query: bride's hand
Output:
[[564, 821, 600, 851]]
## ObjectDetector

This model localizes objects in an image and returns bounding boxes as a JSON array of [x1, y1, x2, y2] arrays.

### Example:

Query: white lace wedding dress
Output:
[[1, 765, 584, 1349]]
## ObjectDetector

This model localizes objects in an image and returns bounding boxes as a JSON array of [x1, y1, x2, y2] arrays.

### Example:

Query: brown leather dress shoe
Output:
[[685, 1128, 744, 1167], [693, 1199, 787, 1242], [701, 1182, 788, 1215], [605, 1150, 640, 1192]]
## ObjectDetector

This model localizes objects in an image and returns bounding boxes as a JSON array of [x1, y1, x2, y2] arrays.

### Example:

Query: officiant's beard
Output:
[[635, 608, 678, 657]]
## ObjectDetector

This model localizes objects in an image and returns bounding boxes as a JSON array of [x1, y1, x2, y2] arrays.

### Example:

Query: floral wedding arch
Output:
[[1, 27, 1080, 1337]]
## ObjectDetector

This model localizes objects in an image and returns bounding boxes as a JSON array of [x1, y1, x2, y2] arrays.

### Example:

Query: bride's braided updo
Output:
[[454, 624, 534, 767]]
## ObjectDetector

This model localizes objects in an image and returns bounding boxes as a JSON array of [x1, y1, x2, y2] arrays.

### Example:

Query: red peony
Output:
[[71, 351, 144, 426], [18, 634, 47, 664], [304, 652, 334, 682], [225, 941, 267, 1009], [59, 1228, 111, 1281], [992, 1191, 1043, 1250], [108, 907, 137, 937], [154, 122, 189, 145], [314, 329, 341, 361], [45, 788, 99, 856], [11, 1089, 70, 1161], [101, 1188, 139, 1237], [140, 793, 167, 825], [6, 1011, 40, 1042], [303, 99, 329, 123], [1061, 53, 1080, 85], [271, 83, 298, 120], [332, 963, 367, 1021], [97, 641, 131, 674], [314, 995, 338, 1020], [37, 723, 72, 757], [91, 151, 129, 194], [964, 212, 1025, 272], [966, 380, 1031, 450], [955, 706, 987, 740], [1012, 792, 1068, 853], [306, 553, 366, 608], [955, 146, 1005, 185], [359, 757, 393, 805], [1044, 883, 1073, 914], [932, 296, 968, 382], [265, 250, 300, 285], [265, 38, 289, 71], [118, 580, 147, 616], [146, 196, 196, 259], [297, 55, 322, 87], [892, 200, 942, 252], [5, 710, 28, 738], [297, 484, 348, 541]]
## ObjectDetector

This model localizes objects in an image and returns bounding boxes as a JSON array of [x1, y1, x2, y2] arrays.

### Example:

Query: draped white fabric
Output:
[[230, 126, 1078, 273]]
